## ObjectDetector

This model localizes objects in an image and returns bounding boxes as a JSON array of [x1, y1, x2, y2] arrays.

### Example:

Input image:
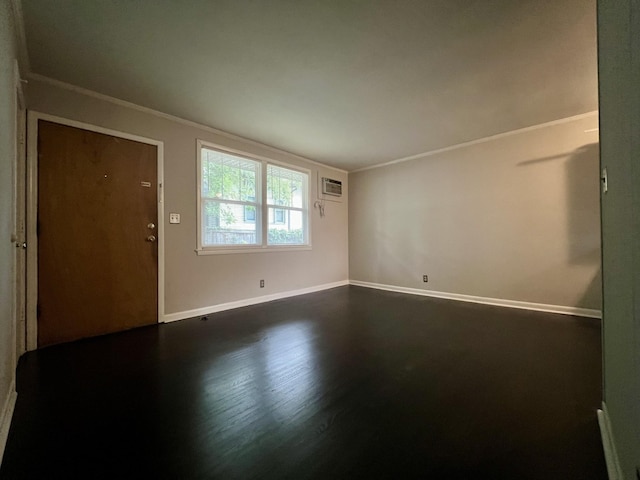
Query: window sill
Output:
[[195, 245, 312, 255]]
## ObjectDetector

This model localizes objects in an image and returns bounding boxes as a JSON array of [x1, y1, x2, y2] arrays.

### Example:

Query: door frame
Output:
[[26, 112, 165, 351], [12, 61, 26, 362]]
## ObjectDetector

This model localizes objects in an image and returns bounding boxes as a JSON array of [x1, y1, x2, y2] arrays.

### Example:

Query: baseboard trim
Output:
[[162, 280, 350, 323], [598, 403, 622, 480], [0, 380, 17, 465], [348, 280, 602, 319], [162, 279, 601, 323]]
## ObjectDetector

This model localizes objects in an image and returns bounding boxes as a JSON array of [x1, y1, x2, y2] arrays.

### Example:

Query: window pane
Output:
[[268, 208, 304, 245], [202, 151, 222, 198], [202, 148, 258, 201], [222, 162, 240, 200], [240, 171, 257, 202], [267, 164, 306, 208], [203, 199, 258, 246], [290, 177, 303, 208], [244, 205, 256, 222]]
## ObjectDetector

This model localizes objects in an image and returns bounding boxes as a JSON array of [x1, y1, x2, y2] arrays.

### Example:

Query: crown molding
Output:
[[26, 73, 348, 175], [352, 110, 599, 173], [14, 0, 345, 175]]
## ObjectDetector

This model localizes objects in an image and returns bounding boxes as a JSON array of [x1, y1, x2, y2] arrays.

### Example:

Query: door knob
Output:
[[147, 235, 156, 242], [147, 223, 155, 229]]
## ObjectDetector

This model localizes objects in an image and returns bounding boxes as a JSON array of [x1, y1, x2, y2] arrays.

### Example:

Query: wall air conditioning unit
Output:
[[321, 177, 342, 197]]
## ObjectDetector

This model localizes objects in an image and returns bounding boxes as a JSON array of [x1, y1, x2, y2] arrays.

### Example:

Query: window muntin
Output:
[[198, 142, 309, 251]]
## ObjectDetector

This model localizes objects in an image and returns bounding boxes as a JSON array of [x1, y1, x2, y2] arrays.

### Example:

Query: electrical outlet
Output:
[[423, 275, 428, 283], [260, 279, 265, 288]]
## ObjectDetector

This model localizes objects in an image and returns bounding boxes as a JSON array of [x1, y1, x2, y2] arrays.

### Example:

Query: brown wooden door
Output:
[[37, 120, 158, 347]]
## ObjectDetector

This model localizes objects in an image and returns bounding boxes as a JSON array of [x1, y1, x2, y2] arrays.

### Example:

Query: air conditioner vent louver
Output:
[[322, 177, 342, 196]]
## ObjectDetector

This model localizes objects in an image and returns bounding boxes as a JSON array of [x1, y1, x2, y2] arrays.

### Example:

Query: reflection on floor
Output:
[[0, 286, 606, 479]]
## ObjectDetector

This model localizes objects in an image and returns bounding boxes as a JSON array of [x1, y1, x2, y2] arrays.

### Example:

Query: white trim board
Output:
[[13, 60, 26, 361], [349, 280, 602, 319], [26, 111, 166, 351], [597, 403, 623, 480], [26, 73, 348, 175], [0, 381, 17, 465], [163, 280, 349, 323]]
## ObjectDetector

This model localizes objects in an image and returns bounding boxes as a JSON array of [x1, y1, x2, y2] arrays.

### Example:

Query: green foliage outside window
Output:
[[267, 164, 303, 208], [202, 149, 258, 228], [268, 228, 304, 244]]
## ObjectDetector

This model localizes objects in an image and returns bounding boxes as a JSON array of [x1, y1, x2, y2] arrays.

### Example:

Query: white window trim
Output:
[[196, 140, 312, 255]]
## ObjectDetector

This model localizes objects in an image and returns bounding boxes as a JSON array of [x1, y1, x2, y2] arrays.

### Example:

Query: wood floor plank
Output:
[[0, 286, 606, 479]]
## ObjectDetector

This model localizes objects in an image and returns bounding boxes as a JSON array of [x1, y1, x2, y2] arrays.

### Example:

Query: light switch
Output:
[[169, 213, 181, 224]]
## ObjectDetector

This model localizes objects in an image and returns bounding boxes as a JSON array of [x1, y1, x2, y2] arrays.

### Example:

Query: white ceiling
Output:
[[21, 0, 597, 171]]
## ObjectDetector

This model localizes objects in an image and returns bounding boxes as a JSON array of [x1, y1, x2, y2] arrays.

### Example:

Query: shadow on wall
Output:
[[518, 142, 602, 309]]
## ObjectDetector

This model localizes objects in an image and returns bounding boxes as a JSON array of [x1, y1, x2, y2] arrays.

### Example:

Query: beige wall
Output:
[[349, 114, 601, 310], [0, 0, 18, 437], [26, 79, 349, 317]]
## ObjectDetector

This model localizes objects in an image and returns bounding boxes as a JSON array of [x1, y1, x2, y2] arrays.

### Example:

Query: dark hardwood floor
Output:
[[1, 286, 606, 479]]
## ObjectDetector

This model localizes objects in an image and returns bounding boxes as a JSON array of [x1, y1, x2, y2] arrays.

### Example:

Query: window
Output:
[[267, 164, 307, 245], [198, 141, 309, 252]]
